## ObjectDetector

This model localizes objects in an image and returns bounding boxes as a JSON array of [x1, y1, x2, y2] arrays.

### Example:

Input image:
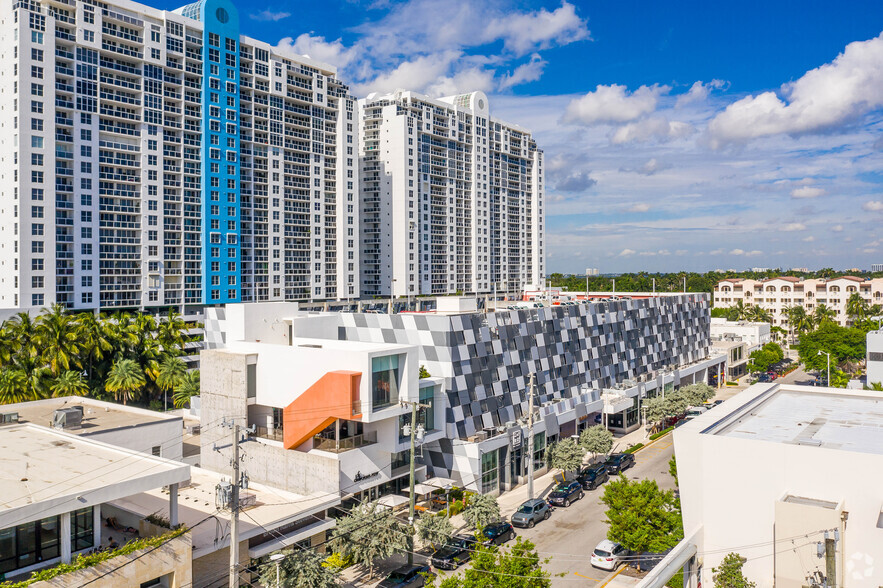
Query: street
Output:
[[509, 440, 676, 586]]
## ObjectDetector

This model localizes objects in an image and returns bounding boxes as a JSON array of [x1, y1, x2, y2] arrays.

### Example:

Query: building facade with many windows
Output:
[[358, 90, 544, 298], [713, 276, 883, 327], [0, 0, 359, 311]]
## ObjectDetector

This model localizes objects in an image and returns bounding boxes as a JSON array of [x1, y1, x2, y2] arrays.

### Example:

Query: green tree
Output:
[[797, 322, 866, 372], [419, 365, 431, 379], [745, 305, 772, 323], [600, 476, 683, 569], [668, 455, 678, 486], [784, 305, 813, 343], [35, 305, 81, 376], [813, 304, 836, 326], [172, 370, 200, 409], [0, 369, 28, 404], [415, 513, 453, 550], [712, 553, 756, 588], [426, 538, 551, 588], [579, 424, 613, 458], [845, 292, 868, 323], [330, 501, 409, 579], [50, 370, 89, 398], [156, 356, 187, 410], [746, 343, 783, 373], [105, 358, 146, 406], [462, 493, 501, 530], [678, 383, 715, 406], [257, 549, 340, 588], [544, 438, 585, 474]]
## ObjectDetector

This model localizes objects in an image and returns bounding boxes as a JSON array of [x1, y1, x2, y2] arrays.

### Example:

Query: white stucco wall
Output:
[[675, 385, 883, 588]]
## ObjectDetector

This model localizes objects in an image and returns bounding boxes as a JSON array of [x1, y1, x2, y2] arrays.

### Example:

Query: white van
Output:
[[685, 406, 708, 419]]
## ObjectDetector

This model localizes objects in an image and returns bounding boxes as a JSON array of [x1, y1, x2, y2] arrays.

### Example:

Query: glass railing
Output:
[[313, 430, 377, 453]]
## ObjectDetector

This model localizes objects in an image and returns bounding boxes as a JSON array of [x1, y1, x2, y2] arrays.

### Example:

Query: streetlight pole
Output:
[[652, 278, 656, 295], [818, 350, 830, 386], [389, 278, 396, 315], [402, 399, 429, 566], [269, 553, 284, 587], [526, 373, 536, 500]]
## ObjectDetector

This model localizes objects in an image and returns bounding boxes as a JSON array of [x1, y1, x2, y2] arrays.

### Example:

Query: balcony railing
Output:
[[313, 430, 377, 453], [253, 425, 283, 442]]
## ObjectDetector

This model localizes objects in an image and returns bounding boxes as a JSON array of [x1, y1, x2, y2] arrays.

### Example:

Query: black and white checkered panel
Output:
[[339, 295, 710, 440]]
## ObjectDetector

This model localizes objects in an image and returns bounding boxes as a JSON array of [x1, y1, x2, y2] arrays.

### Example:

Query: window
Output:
[[70, 507, 94, 551], [371, 355, 400, 411], [32, 294, 44, 306], [0, 515, 60, 574], [151, 446, 161, 456], [481, 450, 499, 494]]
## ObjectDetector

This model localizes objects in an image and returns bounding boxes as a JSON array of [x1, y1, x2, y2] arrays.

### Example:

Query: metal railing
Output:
[[253, 425, 283, 442]]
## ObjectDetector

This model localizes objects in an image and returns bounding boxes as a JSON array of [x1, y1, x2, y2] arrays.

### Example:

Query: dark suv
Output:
[[430, 535, 474, 570], [547, 481, 584, 507], [604, 453, 635, 474], [577, 464, 609, 490], [377, 564, 434, 588], [479, 521, 516, 545]]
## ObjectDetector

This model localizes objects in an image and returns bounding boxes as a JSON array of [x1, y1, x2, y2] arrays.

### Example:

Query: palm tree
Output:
[[732, 300, 748, 320], [35, 304, 81, 376], [156, 356, 187, 411], [0, 369, 28, 404], [814, 304, 836, 326], [172, 370, 200, 409], [784, 306, 812, 343], [157, 309, 188, 355], [105, 358, 146, 406], [3, 312, 38, 365], [50, 370, 90, 398], [75, 312, 112, 386], [845, 292, 868, 324], [746, 305, 773, 323]]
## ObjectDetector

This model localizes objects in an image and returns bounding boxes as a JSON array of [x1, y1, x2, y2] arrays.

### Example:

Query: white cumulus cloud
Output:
[[791, 186, 827, 199], [484, 2, 591, 56], [277, 34, 358, 68], [610, 117, 694, 144], [563, 84, 668, 125], [499, 54, 547, 90], [675, 79, 727, 108], [863, 200, 883, 211], [628, 203, 651, 212], [707, 32, 883, 147], [619, 248, 636, 257], [251, 9, 291, 21], [781, 223, 808, 231]]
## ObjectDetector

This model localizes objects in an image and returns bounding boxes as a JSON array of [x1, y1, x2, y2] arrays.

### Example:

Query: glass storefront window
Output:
[[532, 432, 546, 471], [0, 509, 75, 575], [371, 355, 400, 411], [481, 450, 499, 494], [71, 507, 94, 552]]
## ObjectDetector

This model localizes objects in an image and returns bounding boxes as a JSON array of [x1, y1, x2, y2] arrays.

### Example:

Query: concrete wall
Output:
[[199, 350, 340, 495], [191, 539, 248, 588], [33, 533, 192, 588], [85, 419, 183, 462], [675, 388, 883, 588]]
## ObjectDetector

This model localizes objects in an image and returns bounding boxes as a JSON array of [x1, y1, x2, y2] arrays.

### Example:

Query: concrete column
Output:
[[93, 504, 102, 549], [60, 512, 71, 563], [169, 483, 179, 528]]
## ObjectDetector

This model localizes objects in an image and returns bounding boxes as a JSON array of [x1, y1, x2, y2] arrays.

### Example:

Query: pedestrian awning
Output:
[[376, 494, 409, 508]]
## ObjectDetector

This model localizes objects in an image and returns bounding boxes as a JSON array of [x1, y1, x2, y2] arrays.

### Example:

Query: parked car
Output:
[[547, 481, 584, 507], [479, 521, 516, 546], [604, 453, 636, 474], [766, 371, 778, 381], [591, 540, 632, 571], [430, 535, 474, 570], [755, 372, 772, 383], [577, 464, 609, 490], [510, 498, 550, 528], [378, 564, 435, 588], [685, 406, 707, 419]]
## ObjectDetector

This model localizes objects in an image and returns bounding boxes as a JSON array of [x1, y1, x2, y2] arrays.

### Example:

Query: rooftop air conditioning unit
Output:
[[0, 412, 19, 425], [52, 407, 82, 430]]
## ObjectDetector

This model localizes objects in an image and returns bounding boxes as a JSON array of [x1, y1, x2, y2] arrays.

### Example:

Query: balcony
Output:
[[313, 430, 377, 453]]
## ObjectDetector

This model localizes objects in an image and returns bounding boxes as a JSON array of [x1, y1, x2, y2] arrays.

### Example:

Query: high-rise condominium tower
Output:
[[0, 0, 359, 310], [358, 90, 544, 298]]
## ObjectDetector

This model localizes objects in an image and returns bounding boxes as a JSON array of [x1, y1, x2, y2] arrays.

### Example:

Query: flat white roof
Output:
[[2, 396, 178, 434], [710, 385, 883, 456], [112, 467, 339, 559], [0, 424, 190, 528], [227, 337, 412, 354]]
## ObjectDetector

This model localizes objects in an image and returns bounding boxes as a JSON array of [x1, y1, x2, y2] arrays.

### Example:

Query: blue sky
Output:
[[162, 0, 883, 273]]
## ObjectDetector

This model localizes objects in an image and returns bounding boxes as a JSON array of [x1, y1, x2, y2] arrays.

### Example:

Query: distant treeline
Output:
[[548, 269, 883, 295]]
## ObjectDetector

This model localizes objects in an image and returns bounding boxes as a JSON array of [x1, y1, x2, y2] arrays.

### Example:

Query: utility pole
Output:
[[229, 424, 240, 588], [825, 533, 836, 588], [402, 400, 429, 566], [526, 373, 536, 500]]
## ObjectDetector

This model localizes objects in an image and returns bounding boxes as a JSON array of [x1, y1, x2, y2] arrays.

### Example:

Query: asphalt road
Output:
[[508, 439, 677, 587]]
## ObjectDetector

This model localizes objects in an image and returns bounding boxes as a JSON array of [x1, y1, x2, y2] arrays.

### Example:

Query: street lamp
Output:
[[818, 350, 831, 386], [388, 278, 396, 315], [269, 553, 285, 588]]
